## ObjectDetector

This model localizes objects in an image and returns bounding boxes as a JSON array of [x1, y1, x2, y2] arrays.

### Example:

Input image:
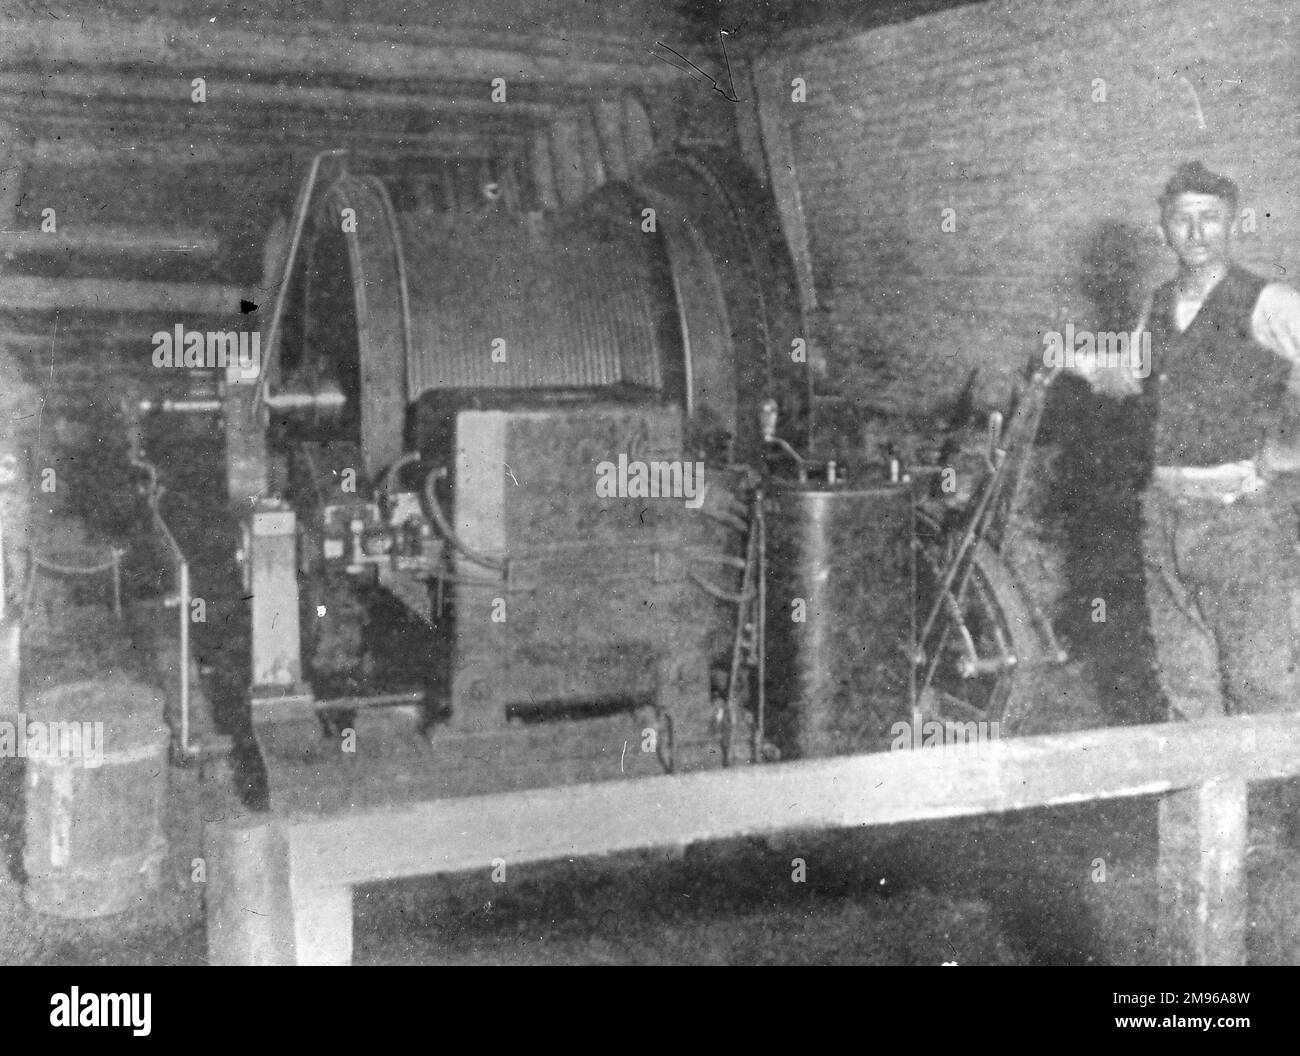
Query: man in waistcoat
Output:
[[1079, 161, 1300, 731]]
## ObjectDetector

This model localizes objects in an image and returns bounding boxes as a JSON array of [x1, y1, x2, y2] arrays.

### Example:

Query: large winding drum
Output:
[[240, 147, 808, 494]]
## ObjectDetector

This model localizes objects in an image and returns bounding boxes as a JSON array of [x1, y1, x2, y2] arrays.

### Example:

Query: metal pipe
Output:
[[125, 421, 195, 758], [262, 387, 347, 413], [150, 512, 192, 757], [316, 690, 425, 712], [754, 486, 766, 764], [136, 398, 223, 414], [179, 559, 190, 755]]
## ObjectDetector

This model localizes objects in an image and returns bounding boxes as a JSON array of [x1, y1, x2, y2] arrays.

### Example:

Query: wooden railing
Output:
[[204, 713, 1300, 965]]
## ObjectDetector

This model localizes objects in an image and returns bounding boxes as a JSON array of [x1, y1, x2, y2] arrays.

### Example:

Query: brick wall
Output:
[[760, 0, 1300, 423]]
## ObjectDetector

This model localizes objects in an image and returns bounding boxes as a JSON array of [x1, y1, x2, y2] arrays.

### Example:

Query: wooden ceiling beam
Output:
[[6, 98, 541, 142], [23, 134, 522, 168], [0, 335, 168, 376], [26, 138, 246, 168], [1, 17, 683, 89], [0, 73, 578, 120], [2, 227, 221, 258], [16, 124, 530, 171], [0, 276, 249, 316]]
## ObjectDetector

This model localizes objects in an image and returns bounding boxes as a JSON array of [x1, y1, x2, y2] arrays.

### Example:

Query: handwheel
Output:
[[911, 509, 1051, 734]]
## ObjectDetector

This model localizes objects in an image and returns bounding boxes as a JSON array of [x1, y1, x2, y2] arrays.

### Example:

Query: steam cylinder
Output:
[[763, 479, 914, 759]]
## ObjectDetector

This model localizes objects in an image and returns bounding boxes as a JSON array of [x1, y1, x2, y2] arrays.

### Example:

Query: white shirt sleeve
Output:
[[1252, 283, 1300, 392], [1252, 284, 1300, 475]]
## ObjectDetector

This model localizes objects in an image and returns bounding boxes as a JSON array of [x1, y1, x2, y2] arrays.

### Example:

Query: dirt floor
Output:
[[349, 792, 1300, 966]]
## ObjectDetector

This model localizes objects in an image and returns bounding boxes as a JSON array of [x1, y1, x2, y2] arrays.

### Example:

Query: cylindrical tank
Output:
[[763, 478, 914, 759], [22, 678, 169, 918]]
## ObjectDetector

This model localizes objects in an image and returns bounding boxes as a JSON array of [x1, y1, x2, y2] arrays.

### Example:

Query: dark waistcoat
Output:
[[1145, 265, 1293, 466]]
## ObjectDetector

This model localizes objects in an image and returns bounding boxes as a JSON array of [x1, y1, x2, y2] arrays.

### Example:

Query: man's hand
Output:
[[1068, 294, 1153, 400], [1072, 359, 1143, 399]]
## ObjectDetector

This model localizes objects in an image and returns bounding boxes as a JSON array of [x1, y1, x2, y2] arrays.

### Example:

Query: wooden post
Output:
[[204, 818, 297, 966], [287, 880, 354, 966], [206, 816, 353, 965], [1157, 778, 1248, 965]]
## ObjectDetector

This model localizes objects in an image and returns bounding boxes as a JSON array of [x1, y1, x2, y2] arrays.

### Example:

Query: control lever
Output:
[[759, 399, 808, 483], [986, 410, 1005, 471]]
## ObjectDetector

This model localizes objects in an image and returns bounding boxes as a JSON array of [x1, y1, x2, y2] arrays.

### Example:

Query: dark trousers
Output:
[[1142, 483, 1300, 718]]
